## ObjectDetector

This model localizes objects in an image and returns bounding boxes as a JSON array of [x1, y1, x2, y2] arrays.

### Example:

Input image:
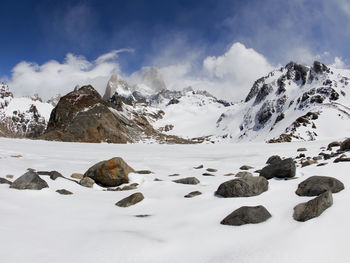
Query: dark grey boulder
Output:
[[296, 176, 344, 196], [293, 190, 333, 222], [0, 177, 12, 185], [115, 192, 144, 207], [10, 171, 48, 190], [235, 171, 253, 178], [334, 157, 350, 163], [37, 171, 64, 180], [206, 168, 217, 172], [340, 138, 350, 151], [56, 189, 73, 195], [173, 177, 200, 185], [260, 158, 296, 179], [135, 170, 153, 174], [184, 191, 202, 198], [202, 173, 215, 176], [216, 176, 268, 197], [266, 155, 282, 165], [221, 205, 272, 226]]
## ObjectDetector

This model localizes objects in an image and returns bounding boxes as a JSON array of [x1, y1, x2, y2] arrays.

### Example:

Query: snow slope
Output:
[[0, 138, 348, 263]]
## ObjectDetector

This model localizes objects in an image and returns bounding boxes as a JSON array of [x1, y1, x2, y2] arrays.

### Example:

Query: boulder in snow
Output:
[[221, 205, 272, 226], [10, 171, 48, 190], [115, 192, 144, 207], [296, 176, 344, 196], [260, 158, 296, 179], [216, 176, 268, 197]]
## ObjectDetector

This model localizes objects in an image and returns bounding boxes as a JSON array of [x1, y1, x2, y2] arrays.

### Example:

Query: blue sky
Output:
[[2, 0, 350, 99]]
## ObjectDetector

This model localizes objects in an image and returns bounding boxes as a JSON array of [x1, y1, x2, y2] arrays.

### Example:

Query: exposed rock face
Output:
[[221, 205, 272, 226], [216, 176, 268, 197], [115, 192, 144, 207], [84, 157, 134, 187], [260, 158, 296, 179], [296, 176, 344, 196], [293, 190, 333, 222], [10, 171, 48, 190], [173, 177, 200, 185]]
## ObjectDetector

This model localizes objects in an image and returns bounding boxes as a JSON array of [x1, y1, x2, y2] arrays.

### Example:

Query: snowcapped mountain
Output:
[[216, 61, 350, 142], [0, 83, 53, 138]]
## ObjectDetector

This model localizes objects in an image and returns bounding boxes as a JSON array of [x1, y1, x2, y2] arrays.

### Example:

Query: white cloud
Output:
[[331, 56, 347, 69], [6, 50, 132, 100]]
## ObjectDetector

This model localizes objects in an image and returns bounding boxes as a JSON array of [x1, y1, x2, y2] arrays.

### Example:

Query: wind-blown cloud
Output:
[[7, 50, 133, 100]]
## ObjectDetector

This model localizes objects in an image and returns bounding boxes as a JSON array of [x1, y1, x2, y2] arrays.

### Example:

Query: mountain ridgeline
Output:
[[1, 61, 350, 143]]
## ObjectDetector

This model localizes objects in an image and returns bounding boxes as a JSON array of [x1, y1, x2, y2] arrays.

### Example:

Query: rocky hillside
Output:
[[216, 61, 350, 142], [0, 83, 53, 138]]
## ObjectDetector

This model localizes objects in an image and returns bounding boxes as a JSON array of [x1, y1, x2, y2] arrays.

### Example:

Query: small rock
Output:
[[284, 177, 298, 180], [224, 173, 235, 176], [297, 148, 307, 152], [216, 176, 268, 197], [266, 155, 282, 165], [296, 176, 344, 196], [135, 170, 153, 174], [301, 159, 317, 167], [293, 191, 333, 222], [193, 165, 204, 169], [10, 171, 48, 190], [37, 171, 64, 180], [154, 178, 162, 181], [221, 205, 272, 226], [235, 171, 253, 178], [0, 177, 12, 185], [120, 184, 137, 191], [168, 173, 180, 177], [260, 158, 296, 179], [317, 162, 327, 167], [239, 165, 253, 170], [206, 168, 217, 172], [296, 153, 306, 159], [6, 174, 14, 179], [334, 157, 350, 163], [71, 173, 84, 179], [202, 173, 215, 176], [312, 156, 323, 161], [56, 189, 73, 195], [184, 191, 202, 198], [115, 192, 144, 207], [135, 214, 151, 218], [79, 177, 95, 188], [173, 177, 200, 185], [327, 141, 341, 150], [10, 154, 22, 158]]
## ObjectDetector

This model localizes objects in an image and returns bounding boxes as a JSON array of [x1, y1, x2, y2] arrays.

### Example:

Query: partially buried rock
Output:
[[327, 141, 341, 150], [115, 192, 144, 207], [293, 190, 333, 222], [194, 165, 203, 169], [260, 158, 296, 179], [297, 148, 307, 152], [168, 173, 180, 177], [184, 191, 202, 198], [71, 173, 84, 179], [0, 177, 12, 185], [216, 176, 268, 197], [202, 173, 215, 176], [221, 205, 272, 226], [266, 155, 282, 165], [10, 171, 48, 190], [84, 157, 134, 187], [56, 189, 73, 195], [296, 176, 344, 196], [240, 165, 254, 170], [37, 171, 64, 180], [334, 156, 350, 163], [173, 177, 200, 185], [135, 170, 153, 174], [301, 159, 317, 167], [79, 177, 95, 188], [206, 168, 217, 172]]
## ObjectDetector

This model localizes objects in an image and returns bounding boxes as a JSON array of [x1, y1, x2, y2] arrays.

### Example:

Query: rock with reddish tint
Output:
[[84, 157, 134, 187]]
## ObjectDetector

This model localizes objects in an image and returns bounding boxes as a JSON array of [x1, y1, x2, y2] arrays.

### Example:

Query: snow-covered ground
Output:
[[0, 138, 348, 263]]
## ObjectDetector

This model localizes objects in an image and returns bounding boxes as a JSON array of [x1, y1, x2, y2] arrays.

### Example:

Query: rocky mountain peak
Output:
[[141, 67, 166, 92]]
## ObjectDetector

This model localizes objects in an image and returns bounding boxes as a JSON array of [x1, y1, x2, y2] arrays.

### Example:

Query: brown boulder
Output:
[[84, 157, 134, 187]]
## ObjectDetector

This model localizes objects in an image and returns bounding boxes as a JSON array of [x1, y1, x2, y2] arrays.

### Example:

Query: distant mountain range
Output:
[[1, 61, 350, 143]]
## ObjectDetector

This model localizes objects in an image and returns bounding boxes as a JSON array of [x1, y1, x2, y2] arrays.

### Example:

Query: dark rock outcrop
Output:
[[10, 171, 48, 190], [216, 176, 268, 197], [84, 157, 134, 187], [260, 158, 296, 179], [221, 205, 272, 226], [296, 176, 344, 196], [293, 190, 333, 222]]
